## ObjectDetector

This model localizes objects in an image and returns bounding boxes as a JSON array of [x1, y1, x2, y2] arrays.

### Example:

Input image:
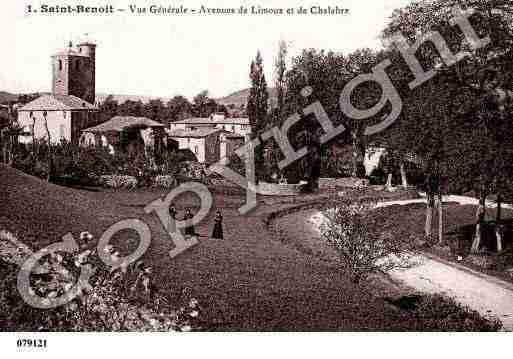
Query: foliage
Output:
[[0, 230, 202, 332], [247, 51, 270, 180], [247, 51, 270, 134], [321, 201, 412, 284], [405, 294, 502, 331], [154, 175, 178, 189], [13, 141, 115, 186], [284, 48, 387, 178], [192, 90, 227, 118], [96, 91, 226, 129], [12, 141, 187, 188], [99, 175, 138, 189]]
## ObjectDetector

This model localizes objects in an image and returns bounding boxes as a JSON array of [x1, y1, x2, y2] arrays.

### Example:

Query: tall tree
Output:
[[274, 40, 288, 120], [97, 95, 119, 125], [143, 99, 166, 123], [192, 90, 221, 118], [247, 51, 269, 179], [263, 40, 289, 181], [167, 95, 193, 124], [380, 0, 513, 247], [247, 51, 270, 134]]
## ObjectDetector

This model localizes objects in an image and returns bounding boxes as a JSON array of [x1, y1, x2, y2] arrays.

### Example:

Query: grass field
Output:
[[0, 165, 501, 330]]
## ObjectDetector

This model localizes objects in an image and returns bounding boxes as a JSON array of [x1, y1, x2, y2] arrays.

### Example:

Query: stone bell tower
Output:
[[52, 41, 97, 104]]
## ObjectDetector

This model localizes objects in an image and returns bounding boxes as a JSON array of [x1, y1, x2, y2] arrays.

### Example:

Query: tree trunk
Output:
[[386, 173, 393, 190], [425, 194, 435, 240], [351, 131, 358, 178], [400, 162, 408, 188], [437, 191, 443, 244], [495, 194, 503, 253], [496, 194, 502, 223], [471, 193, 486, 254], [496, 225, 503, 253], [31, 116, 37, 173], [1, 129, 6, 165], [43, 117, 53, 182]]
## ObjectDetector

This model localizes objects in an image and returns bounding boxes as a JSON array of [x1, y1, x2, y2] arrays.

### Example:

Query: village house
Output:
[[17, 41, 98, 144], [168, 113, 249, 164], [170, 113, 251, 137], [81, 116, 166, 156], [168, 127, 224, 164]]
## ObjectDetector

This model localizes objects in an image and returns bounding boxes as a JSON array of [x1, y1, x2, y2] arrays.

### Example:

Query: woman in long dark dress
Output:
[[168, 206, 177, 234], [212, 211, 223, 239], [184, 209, 195, 237]]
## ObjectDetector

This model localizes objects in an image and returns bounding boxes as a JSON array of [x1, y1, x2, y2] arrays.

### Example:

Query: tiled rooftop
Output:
[[19, 95, 97, 112], [83, 116, 164, 133]]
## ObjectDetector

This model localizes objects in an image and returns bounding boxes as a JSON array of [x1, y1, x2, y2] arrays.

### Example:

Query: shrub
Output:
[[99, 175, 138, 189], [154, 175, 178, 189], [409, 294, 502, 331], [321, 200, 413, 284], [0, 231, 203, 332]]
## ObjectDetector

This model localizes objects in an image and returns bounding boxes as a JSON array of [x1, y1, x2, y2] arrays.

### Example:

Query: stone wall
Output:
[[319, 177, 370, 190], [256, 181, 308, 196]]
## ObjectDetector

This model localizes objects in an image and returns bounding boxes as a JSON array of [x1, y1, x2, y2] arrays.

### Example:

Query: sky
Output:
[[0, 0, 412, 99]]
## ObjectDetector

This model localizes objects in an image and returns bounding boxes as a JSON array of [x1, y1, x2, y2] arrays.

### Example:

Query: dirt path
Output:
[[388, 253, 513, 329], [296, 202, 513, 330]]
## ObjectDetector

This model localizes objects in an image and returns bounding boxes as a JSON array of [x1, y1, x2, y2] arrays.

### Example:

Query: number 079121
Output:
[[16, 339, 47, 348]]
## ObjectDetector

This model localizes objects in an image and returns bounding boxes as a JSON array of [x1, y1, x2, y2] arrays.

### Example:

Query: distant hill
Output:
[[216, 88, 277, 108], [0, 91, 18, 104], [96, 93, 174, 105], [96, 89, 278, 109]]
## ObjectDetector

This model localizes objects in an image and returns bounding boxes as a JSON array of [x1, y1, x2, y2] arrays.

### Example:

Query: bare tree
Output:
[[320, 201, 412, 285], [42, 111, 54, 182]]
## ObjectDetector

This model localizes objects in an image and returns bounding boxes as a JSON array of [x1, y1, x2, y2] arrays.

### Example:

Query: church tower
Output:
[[52, 41, 96, 104]]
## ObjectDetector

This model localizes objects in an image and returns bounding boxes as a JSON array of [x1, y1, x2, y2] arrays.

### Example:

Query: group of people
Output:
[[168, 206, 224, 240]]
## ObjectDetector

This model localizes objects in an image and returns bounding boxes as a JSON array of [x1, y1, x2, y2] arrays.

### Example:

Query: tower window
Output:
[[58, 60, 63, 71]]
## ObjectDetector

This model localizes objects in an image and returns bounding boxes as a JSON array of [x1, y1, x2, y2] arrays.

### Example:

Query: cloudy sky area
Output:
[[0, 0, 412, 99]]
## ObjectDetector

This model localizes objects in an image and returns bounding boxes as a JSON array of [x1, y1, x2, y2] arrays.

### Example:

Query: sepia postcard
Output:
[[1, 0, 512, 357]]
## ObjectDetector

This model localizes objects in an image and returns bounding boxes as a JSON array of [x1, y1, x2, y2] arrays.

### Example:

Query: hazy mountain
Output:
[[96, 93, 174, 105], [216, 88, 277, 108], [0, 91, 18, 104], [96, 88, 278, 109]]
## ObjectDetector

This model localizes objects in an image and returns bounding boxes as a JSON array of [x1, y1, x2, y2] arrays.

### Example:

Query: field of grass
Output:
[[0, 165, 501, 330]]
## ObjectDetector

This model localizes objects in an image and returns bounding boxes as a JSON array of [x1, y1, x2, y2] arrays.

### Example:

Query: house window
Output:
[[76, 60, 80, 70], [59, 60, 63, 71], [63, 111, 67, 119], [232, 125, 235, 132], [194, 146, 199, 155]]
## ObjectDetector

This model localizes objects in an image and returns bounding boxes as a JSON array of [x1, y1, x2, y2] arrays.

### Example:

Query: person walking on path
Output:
[[211, 210, 224, 240]]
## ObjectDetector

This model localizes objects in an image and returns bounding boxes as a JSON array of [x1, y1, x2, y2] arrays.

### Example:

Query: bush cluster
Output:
[[99, 175, 138, 189], [0, 230, 203, 332], [11, 141, 188, 189], [401, 294, 502, 331]]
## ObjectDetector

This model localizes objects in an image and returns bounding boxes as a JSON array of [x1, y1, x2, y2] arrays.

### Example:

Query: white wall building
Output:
[[17, 95, 97, 144], [168, 128, 224, 164], [168, 113, 249, 164], [169, 113, 251, 137]]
